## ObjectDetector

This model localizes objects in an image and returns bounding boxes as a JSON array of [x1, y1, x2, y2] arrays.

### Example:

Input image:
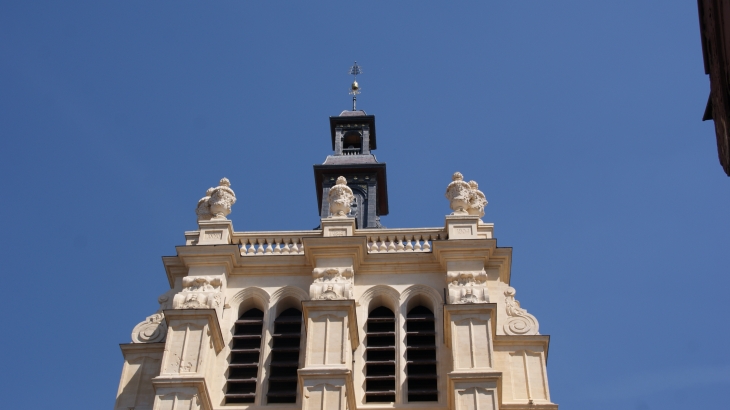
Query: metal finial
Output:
[[348, 61, 361, 111], [349, 61, 362, 77]]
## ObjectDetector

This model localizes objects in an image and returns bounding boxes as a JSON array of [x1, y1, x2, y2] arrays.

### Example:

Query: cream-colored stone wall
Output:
[[116, 206, 557, 410]]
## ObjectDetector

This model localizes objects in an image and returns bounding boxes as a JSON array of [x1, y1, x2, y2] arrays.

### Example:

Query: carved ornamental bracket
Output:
[[310, 266, 354, 300], [172, 276, 225, 315], [503, 286, 539, 335], [131, 289, 175, 343], [446, 268, 489, 305]]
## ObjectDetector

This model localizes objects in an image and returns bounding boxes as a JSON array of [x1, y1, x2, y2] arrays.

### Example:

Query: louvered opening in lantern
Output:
[[266, 308, 302, 404], [225, 308, 264, 404], [365, 306, 396, 403], [406, 306, 438, 402]]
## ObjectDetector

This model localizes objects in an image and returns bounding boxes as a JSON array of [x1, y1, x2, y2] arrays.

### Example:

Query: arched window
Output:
[[342, 131, 362, 155], [365, 306, 396, 402], [406, 306, 437, 402], [225, 308, 264, 404], [266, 308, 302, 403]]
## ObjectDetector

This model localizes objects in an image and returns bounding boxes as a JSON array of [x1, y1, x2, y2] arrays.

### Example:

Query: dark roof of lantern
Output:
[[322, 154, 379, 165], [329, 113, 377, 151]]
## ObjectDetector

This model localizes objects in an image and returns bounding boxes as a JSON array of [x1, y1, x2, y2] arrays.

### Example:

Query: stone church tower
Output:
[[114, 71, 558, 410]]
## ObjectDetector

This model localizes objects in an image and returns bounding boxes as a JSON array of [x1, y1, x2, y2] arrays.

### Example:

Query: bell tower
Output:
[[313, 62, 388, 228]]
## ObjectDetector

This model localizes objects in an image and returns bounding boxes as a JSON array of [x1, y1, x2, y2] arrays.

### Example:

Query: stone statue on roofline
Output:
[[328, 176, 355, 217], [195, 178, 236, 221], [467, 180, 487, 219], [445, 172, 488, 220]]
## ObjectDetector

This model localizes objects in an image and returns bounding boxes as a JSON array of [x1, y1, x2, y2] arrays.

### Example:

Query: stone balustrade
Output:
[[222, 228, 448, 256], [361, 228, 445, 253], [232, 231, 320, 256]]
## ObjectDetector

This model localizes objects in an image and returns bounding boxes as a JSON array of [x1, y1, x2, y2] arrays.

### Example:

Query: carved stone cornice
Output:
[[302, 235, 368, 271], [174, 244, 241, 275]]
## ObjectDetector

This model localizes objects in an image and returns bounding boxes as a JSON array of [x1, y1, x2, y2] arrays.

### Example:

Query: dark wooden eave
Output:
[[698, 0, 730, 176]]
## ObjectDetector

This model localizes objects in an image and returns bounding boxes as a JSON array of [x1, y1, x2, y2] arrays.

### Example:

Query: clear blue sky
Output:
[[1, 2, 727, 409]]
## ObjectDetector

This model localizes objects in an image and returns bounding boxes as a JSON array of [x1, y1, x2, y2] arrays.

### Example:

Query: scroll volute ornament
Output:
[[503, 287, 539, 335], [328, 176, 355, 217]]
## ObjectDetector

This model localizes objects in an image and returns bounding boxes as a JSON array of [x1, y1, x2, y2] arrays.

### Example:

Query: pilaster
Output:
[[150, 309, 223, 410], [115, 343, 165, 410], [299, 300, 359, 410], [445, 303, 502, 410]]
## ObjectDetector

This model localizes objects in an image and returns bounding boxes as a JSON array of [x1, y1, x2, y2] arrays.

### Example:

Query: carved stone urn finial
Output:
[[467, 180, 488, 219], [208, 178, 236, 220], [328, 176, 355, 217], [195, 187, 216, 221], [445, 172, 472, 215]]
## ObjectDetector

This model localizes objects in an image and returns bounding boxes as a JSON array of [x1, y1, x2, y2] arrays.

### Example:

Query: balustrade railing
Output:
[[361, 229, 445, 253], [226, 228, 445, 256], [233, 231, 321, 256]]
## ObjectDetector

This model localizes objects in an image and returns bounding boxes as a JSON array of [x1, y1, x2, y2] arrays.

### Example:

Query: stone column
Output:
[[151, 309, 224, 410], [444, 304, 502, 410], [299, 300, 359, 410]]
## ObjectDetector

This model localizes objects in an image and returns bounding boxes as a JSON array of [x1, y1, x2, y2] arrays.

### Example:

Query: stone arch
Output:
[[270, 286, 309, 316], [359, 284, 400, 314], [229, 286, 270, 318], [400, 284, 443, 315]]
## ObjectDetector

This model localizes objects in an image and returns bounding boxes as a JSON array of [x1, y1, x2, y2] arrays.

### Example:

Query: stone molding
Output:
[[503, 287, 540, 336]]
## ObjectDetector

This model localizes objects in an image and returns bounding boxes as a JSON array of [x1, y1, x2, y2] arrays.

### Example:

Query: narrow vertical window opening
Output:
[[365, 306, 396, 402], [225, 308, 264, 404], [266, 308, 302, 403], [406, 306, 437, 402]]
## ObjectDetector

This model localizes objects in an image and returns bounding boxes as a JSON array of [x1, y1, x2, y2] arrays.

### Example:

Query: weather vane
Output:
[[349, 61, 361, 111]]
